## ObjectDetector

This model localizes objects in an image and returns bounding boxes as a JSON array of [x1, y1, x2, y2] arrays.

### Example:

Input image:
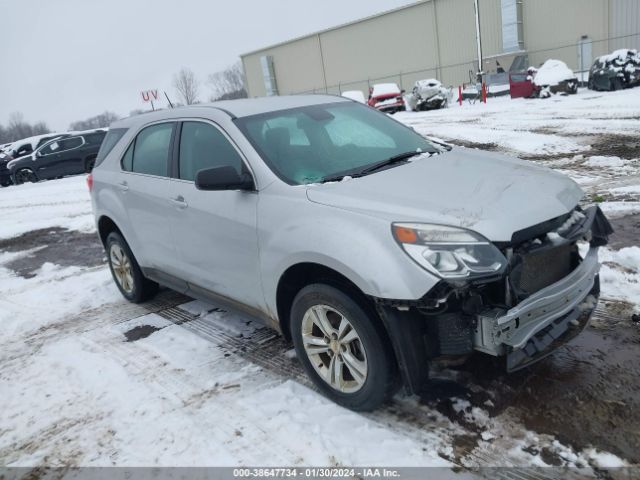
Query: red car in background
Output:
[[509, 72, 534, 98], [368, 83, 405, 113]]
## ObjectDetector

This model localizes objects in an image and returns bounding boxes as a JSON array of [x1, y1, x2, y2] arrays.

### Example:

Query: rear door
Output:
[[167, 120, 264, 310], [55, 136, 86, 175], [118, 122, 182, 278]]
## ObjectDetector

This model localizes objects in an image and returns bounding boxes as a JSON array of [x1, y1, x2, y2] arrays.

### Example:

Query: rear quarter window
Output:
[[120, 123, 174, 177], [94, 128, 127, 168]]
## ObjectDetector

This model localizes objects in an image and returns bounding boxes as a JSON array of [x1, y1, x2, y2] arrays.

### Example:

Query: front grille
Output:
[[511, 243, 574, 296]]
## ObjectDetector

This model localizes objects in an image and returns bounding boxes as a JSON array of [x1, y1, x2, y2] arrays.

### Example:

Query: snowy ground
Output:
[[1, 88, 639, 475]]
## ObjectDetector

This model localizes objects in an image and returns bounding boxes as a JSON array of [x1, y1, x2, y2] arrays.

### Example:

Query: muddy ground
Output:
[[431, 313, 640, 464], [0, 228, 105, 278], [4, 224, 639, 465]]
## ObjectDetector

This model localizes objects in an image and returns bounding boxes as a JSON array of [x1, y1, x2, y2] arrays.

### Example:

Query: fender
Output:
[[94, 181, 144, 264], [258, 192, 439, 318]]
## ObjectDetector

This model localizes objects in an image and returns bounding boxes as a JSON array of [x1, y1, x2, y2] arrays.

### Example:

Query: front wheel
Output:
[[290, 284, 396, 411], [106, 231, 158, 303], [14, 168, 38, 185]]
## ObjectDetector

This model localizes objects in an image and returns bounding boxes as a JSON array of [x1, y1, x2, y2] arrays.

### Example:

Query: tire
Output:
[[0, 177, 11, 187], [106, 231, 159, 303], [290, 284, 396, 411], [14, 168, 38, 185]]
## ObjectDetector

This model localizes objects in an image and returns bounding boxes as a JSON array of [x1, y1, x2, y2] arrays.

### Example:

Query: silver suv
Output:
[[90, 95, 612, 411]]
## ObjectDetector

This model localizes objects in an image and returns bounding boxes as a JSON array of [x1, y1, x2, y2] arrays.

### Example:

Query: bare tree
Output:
[[0, 112, 50, 144], [69, 111, 119, 131], [173, 67, 200, 105], [207, 62, 247, 101]]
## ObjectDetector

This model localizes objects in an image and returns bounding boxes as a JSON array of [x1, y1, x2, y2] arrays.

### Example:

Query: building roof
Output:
[[240, 0, 429, 58]]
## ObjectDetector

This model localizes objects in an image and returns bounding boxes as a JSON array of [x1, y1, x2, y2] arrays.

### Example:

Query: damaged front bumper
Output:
[[376, 205, 613, 394], [472, 205, 612, 371], [474, 246, 600, 370]]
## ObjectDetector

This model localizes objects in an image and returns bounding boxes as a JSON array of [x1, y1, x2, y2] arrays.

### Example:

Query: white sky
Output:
[[0, 0, 414, 131]]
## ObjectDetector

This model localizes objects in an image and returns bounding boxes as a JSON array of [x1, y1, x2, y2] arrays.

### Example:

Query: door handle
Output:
[[170, 195, 188, 208], [118, 181, 129, 192]]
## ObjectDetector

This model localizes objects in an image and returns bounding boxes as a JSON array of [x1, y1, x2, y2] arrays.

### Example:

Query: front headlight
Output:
[[392, 223, 507, 279]]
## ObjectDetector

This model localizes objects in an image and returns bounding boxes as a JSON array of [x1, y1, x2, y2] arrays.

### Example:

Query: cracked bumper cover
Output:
[[473, 205, 612, 371], [376, 206, 612, 394], [474, 247, 600, 369]]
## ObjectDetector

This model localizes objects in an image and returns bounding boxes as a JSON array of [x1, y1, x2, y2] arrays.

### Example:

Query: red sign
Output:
[[141, 90, 159, 102]]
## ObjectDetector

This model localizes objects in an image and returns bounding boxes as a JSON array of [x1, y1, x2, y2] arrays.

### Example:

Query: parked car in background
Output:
[[0, 159, 12, 186], [341, 90, 366, 103], [509, 72, 535, 98], [405, 79, 450, 111], [90, 95, 611, 411], [588, 48, 640, 91], [531, 60, 578, 98], [368, 83, 405, 113], [3, 133, 70, 161], [1, 134, 73, 187], [9, 130, 106, 184]]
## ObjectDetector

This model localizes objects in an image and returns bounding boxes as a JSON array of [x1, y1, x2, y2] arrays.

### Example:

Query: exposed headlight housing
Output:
[[392, 223, 507, 279]]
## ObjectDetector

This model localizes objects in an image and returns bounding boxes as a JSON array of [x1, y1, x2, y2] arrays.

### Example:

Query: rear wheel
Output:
[[0, 177, 11, 187], [14, 168, 38, 185], [290, 284, 395, 411], [106, 231, 158, 303]]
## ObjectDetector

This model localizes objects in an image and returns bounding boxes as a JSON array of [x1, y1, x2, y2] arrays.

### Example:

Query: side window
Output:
[[39, 141, 60, 156], [85, 133, 105, 145], [95, 128, 127, 168], [15, 144, 33, 156], [178, 121, 243, 182], [58, 137, 84, 151], [127, 123, 173, 177]]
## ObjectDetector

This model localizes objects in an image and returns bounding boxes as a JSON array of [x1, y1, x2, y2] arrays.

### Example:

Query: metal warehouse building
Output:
[[241, 0, 640, 97]]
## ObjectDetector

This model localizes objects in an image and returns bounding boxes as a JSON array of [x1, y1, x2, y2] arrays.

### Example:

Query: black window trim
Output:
[[119, 120, 177, 179], [170, 117, 256, 188], [42, 135, 85, 156]]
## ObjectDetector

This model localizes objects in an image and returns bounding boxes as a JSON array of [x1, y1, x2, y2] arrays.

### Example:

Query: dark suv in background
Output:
[[9, 130, 106, 184]]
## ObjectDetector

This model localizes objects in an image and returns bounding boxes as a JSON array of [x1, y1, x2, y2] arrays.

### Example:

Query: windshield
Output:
[[235, 102, 437, 185]]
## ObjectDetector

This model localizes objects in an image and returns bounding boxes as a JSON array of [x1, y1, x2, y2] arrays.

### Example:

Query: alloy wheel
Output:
[[110, 244, 134, 294], [301, 304, 368, 393]]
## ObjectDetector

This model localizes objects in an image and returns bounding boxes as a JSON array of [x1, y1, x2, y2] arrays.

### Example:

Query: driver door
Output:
[[167, 120, 264, 311]]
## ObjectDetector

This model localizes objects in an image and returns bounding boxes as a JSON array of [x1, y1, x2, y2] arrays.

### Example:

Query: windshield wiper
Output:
[[320, 150, 425, 183], [357, 150, 423, 176]]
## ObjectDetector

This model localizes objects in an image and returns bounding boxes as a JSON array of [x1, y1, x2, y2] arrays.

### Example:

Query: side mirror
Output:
[[195, 165, 254, 191]]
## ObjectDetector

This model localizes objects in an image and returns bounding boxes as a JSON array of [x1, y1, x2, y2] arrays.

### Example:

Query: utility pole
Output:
[[473, 0, 483, 73]]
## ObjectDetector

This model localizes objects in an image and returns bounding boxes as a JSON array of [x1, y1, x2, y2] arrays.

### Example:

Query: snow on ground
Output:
[[599, 247, 640, 307], [397, 87, 640, 156], [0, 176, 95, 240], [1, 87, 638, 470]]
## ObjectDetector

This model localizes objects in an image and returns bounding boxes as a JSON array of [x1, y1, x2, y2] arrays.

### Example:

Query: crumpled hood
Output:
[[306, 148, 583, 242]]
